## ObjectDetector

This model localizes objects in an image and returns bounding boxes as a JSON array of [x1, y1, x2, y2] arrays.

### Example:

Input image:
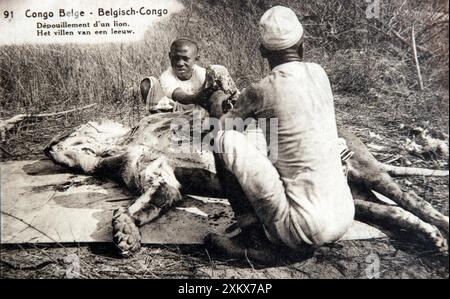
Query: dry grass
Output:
[[1, 238, 448, 279], [1, 0, 448, 115]]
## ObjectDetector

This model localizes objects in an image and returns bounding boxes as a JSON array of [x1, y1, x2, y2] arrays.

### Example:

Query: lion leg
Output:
[[112, 153, 183, 257], [349, 181, 447, 251], [339, 128, 449, 238], [354, 199, 448, 252]]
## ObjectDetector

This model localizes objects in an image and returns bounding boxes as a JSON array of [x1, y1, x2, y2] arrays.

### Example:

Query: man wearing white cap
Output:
[[205, 6, 355, 263]]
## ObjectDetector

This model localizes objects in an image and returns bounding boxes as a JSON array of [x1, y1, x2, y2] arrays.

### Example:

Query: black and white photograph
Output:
[[0, 0, 448, 282]]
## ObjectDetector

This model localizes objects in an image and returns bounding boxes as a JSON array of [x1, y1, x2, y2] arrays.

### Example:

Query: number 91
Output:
[[4, 11, 14, 19]]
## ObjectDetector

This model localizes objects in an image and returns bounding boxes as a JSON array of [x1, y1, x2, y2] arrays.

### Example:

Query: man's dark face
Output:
[[169, 43, 198, 81]]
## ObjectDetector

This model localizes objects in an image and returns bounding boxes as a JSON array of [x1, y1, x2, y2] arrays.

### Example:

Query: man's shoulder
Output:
[[160, 67, 176, 82], [192, 64, 206, 79], [251, 71, 276, 92], [277, 61, 329, 81], [304, 62, 328, 76], [193, 64, 206, 73]]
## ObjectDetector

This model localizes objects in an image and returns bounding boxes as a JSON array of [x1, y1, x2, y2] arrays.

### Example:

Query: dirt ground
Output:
[[1, 238, 448, 279], [1, 94, 449, 279]]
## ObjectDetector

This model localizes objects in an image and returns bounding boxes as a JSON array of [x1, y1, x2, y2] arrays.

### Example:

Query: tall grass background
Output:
[[0, 0, 448, 148]]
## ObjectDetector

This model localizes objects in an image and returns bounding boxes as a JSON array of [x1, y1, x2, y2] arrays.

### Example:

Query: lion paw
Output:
[[431, 231, 449, 254], [112, 207, 142, 258]]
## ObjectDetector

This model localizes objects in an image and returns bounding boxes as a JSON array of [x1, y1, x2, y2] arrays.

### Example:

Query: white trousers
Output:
[[215, 129, 314, 249]]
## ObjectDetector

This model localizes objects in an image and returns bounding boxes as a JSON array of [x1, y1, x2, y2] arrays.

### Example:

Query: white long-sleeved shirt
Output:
[[221, 61, 355, 245]]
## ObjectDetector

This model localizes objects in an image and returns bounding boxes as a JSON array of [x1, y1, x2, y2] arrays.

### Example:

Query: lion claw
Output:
[[112, 207, 141, 258]]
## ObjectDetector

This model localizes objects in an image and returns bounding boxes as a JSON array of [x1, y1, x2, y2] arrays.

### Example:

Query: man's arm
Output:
[[160, 68, 210, 105], [171, 87, 210, 105]]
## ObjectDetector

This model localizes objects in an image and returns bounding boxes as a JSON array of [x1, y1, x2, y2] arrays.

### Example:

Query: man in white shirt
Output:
[[204, 6, 355, 263], [140, 38, 208, 113]]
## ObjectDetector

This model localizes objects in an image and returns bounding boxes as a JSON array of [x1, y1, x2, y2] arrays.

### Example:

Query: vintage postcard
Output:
[[0, 0, 448, 282]]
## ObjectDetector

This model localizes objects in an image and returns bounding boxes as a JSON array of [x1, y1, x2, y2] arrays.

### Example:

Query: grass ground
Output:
[[1, 92, 448, 279], [1, 0, 448, 279]]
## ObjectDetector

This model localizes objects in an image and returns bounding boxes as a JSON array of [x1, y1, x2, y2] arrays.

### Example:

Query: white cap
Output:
[[259, 6, 304, 51]]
